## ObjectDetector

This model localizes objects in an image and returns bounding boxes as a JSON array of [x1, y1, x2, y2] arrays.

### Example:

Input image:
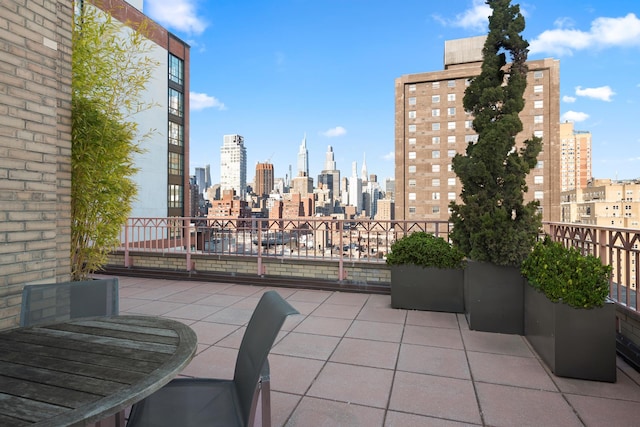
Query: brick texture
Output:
[[0, 0, 72, 328]]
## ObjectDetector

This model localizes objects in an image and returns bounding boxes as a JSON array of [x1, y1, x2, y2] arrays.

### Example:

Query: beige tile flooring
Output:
[[111, 275, 640, 427]]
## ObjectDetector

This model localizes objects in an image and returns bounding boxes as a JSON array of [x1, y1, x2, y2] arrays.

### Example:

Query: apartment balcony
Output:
[[104, 217, 640, 425], [108, 274, 640, 426]]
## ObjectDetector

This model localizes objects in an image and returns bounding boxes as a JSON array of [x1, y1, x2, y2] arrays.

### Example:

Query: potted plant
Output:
[[521, 237, 616, 382], [449, 0, 542, 334], [386, 232, 466, 312]]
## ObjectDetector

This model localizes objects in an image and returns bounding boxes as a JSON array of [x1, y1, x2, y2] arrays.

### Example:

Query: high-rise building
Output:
[[348, 161, 363, 213], [560, 121, 592, 191], [255, 162, 274, 197], [395, 36, 560, 222], [297, 134, 309, 177], [317, 145, 341, 208], [220, 134, 247, 199], [204, 164, 212, 190]]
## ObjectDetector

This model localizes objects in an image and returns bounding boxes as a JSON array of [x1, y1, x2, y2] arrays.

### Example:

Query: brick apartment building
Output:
[[395, 36, 561, 223]]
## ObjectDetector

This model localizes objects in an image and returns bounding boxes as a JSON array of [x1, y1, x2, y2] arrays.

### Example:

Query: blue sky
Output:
[[143, 0, 640, 185]]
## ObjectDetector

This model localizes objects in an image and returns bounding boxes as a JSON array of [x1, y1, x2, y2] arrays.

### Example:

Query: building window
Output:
[[447, 93, 456, 102], [432, 95, 440, 103], [408, 192, 416, 201], [408, 84, 416, 92], [447, 80, 455, 87], [408, 151, 416, 159], [448, 177, 456, 186], [465, 78, 472, 86], [432, 164, 440, 173], [534, 70, 543, 79], [169, 152, 183, 175], [534, 85, 543, 93], [432, 81, 440, 89], [432, 192, 440, 200], [408, 179, 416, 187], [448, 192, 456, 200], [169, 88, 183, 117], [408, 137, 416, 145], [447, 164, 453, 172], [432, 136, 440, 144], [408, 97, 417, 105], [447, 121, 456, 130], [432, 108, 440, 117], [447, 149, 456, 157], [408, 124, 416, 132], [168, 121, 183, 146], [432, 206, 440, 214], [432, 123, 440, 131], [534, 115, 543, 124], [534, 100, 543, 109], [169, 54, 184, 85], [408, 165, 416, 173], [432, 179, 440, 186], [432, 150, 440, 159], [447, 107, 456, 116], [534, 130, 543, 138], [408, 110, 416, 119], [448, 135, 456, 143], [534, 191, 544, 200], [168, 184, 184, 208], [409, 207, 416, 214], [534, 175, 543, 184], [465, 120, 472, 129]]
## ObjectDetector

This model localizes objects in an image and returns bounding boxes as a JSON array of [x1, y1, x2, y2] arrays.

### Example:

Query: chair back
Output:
[[20, 278, 119, 326], [233, 291, 298, 425]]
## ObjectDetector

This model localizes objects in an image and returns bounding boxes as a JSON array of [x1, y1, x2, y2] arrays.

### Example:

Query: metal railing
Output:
[[117, 217, 638, 312]]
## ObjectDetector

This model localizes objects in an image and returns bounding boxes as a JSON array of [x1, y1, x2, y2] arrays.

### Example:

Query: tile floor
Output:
[[111, 275, 640, 427]]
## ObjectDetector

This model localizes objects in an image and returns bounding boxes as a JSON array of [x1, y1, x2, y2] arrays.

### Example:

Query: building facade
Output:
[[395, 36, 561, 223], [255, 162, 275, 197], [220, 134, 247, 199], [297, 134, 309, 177], [560, 121, 592, 192]]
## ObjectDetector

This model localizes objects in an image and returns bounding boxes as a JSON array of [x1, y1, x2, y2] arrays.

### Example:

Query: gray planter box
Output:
[[391, 265, 464, 312], [524, 284, 616, 382], [464, 260, 524, 335]]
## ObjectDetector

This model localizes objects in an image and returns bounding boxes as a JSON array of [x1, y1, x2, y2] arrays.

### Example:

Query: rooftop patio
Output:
[[110, 274, 640, 427]]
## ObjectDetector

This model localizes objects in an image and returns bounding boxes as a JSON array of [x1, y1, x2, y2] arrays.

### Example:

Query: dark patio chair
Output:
[[20, 278, 119, 326], [126, 290, 299, 427]]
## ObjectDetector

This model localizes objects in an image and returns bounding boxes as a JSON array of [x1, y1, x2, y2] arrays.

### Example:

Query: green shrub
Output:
[[521, 237, 611, 308], [386, 232, 466, 269]]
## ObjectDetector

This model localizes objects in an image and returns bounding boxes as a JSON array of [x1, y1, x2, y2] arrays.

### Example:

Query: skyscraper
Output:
[[560, 121, 592, 191], [255, 162, 274, 197], [317, 145, 341, 208], [348, 161, 363, 212], [297, 134, 309, 177], [395, 36, 560, 222], [220, 134, 247, 199]]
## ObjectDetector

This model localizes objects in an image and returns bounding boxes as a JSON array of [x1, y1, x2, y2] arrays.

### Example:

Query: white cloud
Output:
[[575, 86, 615, 102], [433, 0, 491, 32], [145, 0, 207, 35], [563, 95, 577, 103], [322, 126, 347, 137], [530, 13, 640, 56], [561, 111, 590, 122], [190, 92, 226, 111], [382, 152, 395, 161]]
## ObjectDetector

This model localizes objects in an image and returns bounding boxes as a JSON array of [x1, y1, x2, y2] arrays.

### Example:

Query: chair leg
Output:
[[261, 378, 271, 427]]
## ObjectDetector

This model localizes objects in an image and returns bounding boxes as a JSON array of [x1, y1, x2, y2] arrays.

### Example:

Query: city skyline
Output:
[[142, 0, 640, 183]]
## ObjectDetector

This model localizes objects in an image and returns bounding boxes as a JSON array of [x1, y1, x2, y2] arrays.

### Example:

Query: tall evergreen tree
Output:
[[449, 0, 542, 267]]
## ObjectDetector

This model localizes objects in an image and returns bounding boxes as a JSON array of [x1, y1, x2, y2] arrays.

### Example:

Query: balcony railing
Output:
[[117, 217, 638, 313]]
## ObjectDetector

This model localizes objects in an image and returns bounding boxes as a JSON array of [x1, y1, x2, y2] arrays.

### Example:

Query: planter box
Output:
[[391, 265, 464, 312], [524, 284, 616, 382], [464, 260, 524, 334]]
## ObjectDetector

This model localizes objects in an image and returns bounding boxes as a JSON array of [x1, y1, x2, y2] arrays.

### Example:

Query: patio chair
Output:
[[20, 278, 119, 326], [126, 290, 299, 427]]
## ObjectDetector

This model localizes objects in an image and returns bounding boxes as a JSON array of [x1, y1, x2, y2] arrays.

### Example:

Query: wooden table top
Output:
[[0, 315, 197, 427]]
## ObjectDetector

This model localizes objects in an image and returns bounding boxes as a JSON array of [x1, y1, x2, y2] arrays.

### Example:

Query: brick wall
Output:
[[0, 0, 72, 329]]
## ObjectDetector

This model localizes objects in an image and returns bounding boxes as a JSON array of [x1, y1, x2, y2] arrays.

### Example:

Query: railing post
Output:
[[257, 219, 264, 275], [338, 220, 345, 281], [124, 218, 131, 268], [185, 218, 192, 272]]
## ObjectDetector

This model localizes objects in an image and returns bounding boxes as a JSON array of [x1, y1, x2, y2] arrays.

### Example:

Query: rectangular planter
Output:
[[464, 260, 524, 335], [524, 284, 616, 382], [391, 265, 464, 312]]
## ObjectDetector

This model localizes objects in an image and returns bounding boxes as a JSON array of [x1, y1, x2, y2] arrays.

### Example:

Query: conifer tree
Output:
[[449, 0, 542, 267]]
